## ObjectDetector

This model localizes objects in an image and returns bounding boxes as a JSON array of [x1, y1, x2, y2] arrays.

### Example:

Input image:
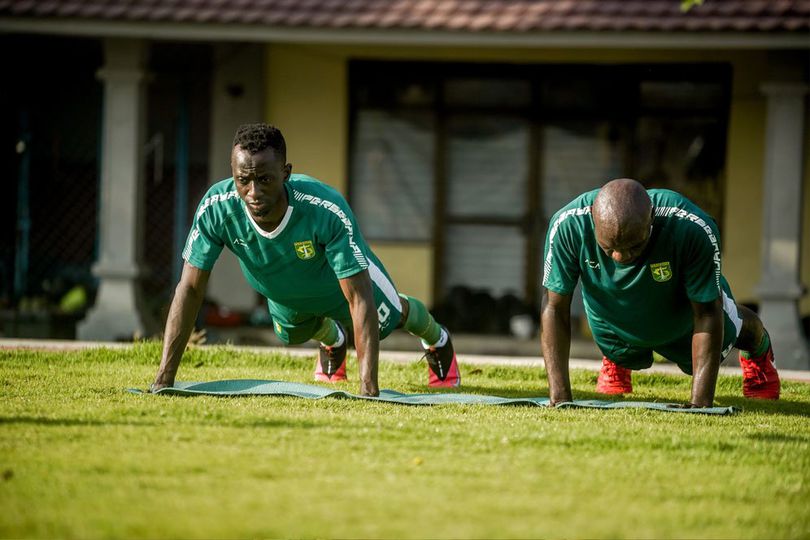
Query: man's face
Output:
[[594, 212, 654, 266], [232, 145, 291, 225]]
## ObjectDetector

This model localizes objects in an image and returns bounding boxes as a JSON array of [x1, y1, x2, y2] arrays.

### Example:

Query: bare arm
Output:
[[690, 298, 723, 407], [151, 262, 210, 391], [541, 289, 574, 405], [339, 270, 379, 397]]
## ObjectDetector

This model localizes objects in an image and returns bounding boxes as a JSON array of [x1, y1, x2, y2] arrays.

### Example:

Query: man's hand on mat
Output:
[[669, 402, 709, 409], [359, 380, 379, 397], [548, 398, 572, 408], [149, 382, 171, 393]]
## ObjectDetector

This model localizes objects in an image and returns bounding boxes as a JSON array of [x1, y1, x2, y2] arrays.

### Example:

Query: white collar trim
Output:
[[245, 204, 293, 239]]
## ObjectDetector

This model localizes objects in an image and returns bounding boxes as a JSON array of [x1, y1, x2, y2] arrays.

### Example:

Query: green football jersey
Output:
[[542, 189, 724, 348], [182, 174, 386, 315]]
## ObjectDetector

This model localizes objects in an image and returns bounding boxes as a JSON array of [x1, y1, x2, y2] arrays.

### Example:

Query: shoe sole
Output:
[[428, 378, 460, 388], [314, 373, 348, 383], [742, 389, 780, 400], [596, 387, 631, 395]]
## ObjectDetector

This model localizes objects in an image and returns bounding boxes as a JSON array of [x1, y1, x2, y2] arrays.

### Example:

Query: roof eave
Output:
[[1, 18, 808, 50]]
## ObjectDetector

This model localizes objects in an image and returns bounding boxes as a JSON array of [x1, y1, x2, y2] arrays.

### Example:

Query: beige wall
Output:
[[265, 44, 809, 314], [265, 45, 348, 193], [723, 53, 769, 308], [370, 244, 434, 303]]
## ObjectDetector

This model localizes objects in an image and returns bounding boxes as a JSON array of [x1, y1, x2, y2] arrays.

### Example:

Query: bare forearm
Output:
[[690, 308, 723, 407], [339, 271, 380, 397], [541, 304, 573, 404], [154, 284, 205, 387], [353, 304, 379, 396]]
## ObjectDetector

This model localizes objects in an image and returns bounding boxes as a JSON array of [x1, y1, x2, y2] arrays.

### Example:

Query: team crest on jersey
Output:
[[650, 261, 673, 282], [294, 240, 316, 260]]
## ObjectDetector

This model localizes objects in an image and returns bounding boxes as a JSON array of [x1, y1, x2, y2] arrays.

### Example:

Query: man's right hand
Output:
[[359, 380, 379, 397], [149, 381, 171, 394], [154, 263, 210, 396]]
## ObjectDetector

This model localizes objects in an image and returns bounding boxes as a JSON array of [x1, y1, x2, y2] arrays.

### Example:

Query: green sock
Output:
[[741, 331, 770, 359], [399, 294, 443, 346], [312, 318, 342, 347]]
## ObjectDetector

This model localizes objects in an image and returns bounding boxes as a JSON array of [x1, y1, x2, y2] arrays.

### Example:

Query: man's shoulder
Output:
[[549, 189, 597, 232], [289, 174, 344, 197], [195, 178, 241, 221], [650, 189, 716, 227], [205, 177, 237, 196], [649, 189, 704, 214], [556, 189, 598, 213], [288, 175, 351, 212]]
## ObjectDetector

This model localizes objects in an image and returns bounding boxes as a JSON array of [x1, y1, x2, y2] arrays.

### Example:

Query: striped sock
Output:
[[312, 318, 343, 347], [741, 331, 770, 359], [399, 294, 443, 346]]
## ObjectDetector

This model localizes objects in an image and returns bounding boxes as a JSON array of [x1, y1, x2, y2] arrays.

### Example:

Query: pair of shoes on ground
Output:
[[314, 323, 461, 388], [596, 345, 780, 400]]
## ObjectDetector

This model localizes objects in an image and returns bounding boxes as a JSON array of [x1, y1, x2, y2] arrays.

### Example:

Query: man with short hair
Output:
[[151, 123, 459, 396], [541, 178, 779, 407]]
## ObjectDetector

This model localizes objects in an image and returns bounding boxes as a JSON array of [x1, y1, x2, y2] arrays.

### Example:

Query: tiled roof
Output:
[[1, 0, 808, 33]]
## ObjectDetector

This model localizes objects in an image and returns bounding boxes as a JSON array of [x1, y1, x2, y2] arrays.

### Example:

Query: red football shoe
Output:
[[314, 325, 348, 382], [424, 327, 461, 388], [596, 357, 633, 395], [739, 342, 780, 400]]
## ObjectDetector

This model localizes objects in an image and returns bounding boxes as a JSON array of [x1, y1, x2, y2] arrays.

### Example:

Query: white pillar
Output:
[[756, 82, 810, 370], [205, 43, 265, 311], [79, 38, 154, 340]]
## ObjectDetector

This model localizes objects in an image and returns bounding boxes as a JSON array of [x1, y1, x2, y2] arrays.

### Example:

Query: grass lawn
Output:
[[1, 342, 809, 539]]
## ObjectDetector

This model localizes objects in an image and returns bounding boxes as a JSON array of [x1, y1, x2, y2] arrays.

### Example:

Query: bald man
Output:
[[541, 179, 780, 407]]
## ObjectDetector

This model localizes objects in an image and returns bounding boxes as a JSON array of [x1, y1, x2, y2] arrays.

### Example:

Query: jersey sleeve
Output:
[[181, 206, 224, 271], [682, 217, 722, 303], [542, 211, 581, 295], [319, 199, 370, 279]]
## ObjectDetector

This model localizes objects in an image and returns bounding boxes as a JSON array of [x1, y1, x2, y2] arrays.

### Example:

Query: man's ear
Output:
[[283, 163, 292, 182]]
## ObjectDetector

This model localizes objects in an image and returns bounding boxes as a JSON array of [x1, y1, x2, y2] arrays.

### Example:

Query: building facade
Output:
[[1, 1, 808, 366]]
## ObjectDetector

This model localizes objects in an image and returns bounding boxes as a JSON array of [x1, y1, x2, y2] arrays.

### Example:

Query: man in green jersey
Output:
[[541, 178, 780, 407], [151, 123, 460, 396]]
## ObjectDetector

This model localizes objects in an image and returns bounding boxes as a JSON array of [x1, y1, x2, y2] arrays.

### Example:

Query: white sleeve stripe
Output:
[[543, 206, 591, 286], [721, 289, 742, 357], [182, 227, 200, 261], [368, 260, 401, 309]]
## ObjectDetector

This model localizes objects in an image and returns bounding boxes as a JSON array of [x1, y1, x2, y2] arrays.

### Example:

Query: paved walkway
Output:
[[2, 337, 809, 382]]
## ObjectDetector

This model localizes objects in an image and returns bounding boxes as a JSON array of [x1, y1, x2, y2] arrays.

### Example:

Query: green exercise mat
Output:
[[129, 379, 739, 415]]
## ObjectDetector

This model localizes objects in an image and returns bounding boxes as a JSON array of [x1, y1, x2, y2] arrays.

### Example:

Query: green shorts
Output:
[[587, 278, 742, 375], [267, 268, 403, 345]]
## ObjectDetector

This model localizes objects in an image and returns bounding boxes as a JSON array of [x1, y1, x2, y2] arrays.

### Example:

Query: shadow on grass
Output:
[[0, 416, 159, 427], [746, 432, 810, 444], [400, 383, 810, 416], [710, 395, 810, 417], [393, 383, 544, 399], [394, 383, 637, 404], [0, 414, 323, 430]]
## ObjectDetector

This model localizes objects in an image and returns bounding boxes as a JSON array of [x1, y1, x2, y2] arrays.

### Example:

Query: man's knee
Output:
[[397, 295, 410, 327], [272, 320, 318, 345]]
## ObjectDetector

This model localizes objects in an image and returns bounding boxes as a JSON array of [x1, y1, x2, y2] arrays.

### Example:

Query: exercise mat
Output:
[[129, 379, 739, 415]]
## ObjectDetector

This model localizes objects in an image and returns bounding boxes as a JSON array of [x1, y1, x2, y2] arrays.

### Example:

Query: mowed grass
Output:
[[1, 343, 809, 539]]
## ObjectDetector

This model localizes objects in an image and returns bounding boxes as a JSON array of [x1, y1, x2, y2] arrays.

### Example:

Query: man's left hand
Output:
[[149, 382, 170, 394], [360, 381, 379, 397]]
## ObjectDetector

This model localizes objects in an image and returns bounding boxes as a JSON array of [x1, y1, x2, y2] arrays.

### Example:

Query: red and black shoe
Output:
[[314, 323, 348, 382], [739, 340, 780, 400], [424, 326, 461, 388], [596, 356, 632, 395]]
